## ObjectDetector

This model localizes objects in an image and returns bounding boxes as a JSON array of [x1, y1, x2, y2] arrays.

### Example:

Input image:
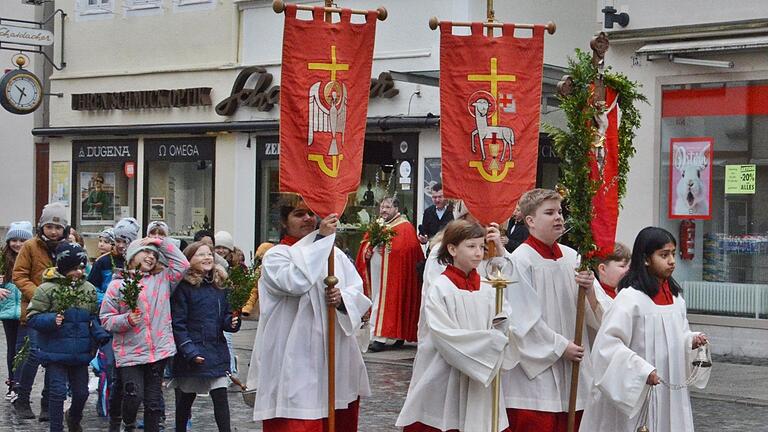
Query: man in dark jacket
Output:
[[418, 183, 454, 244], [505, 205, 529, 253]]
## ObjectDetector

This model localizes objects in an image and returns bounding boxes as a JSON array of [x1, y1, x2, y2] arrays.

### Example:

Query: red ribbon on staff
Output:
[[589, 87, 620, 258], [439, 22, 545, 225], [278, 4, 378, 217]]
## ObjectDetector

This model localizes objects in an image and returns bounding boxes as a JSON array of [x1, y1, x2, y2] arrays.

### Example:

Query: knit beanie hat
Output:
[[98, 227, 115, 244], [125, 239, 167, 268], [113, 218, 140, 243], [38, 202, 69, 228], [214, 231, 234, 251], [55, 242, 88, 275], [5, 221, 34, 243], [146, 221, 170, 237]]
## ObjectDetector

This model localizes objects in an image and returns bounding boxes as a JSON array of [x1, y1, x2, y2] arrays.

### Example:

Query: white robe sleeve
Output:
[[591, 299, 656, 417], [426, 286, 509, 387], [260, 232, 335, 297], [336, 254, 372, 337], [507, 256, 570, 379]]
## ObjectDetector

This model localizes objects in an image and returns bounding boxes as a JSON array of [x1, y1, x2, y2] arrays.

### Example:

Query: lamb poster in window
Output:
[[668, 137, 713, 220], [80, 172, 116, 224]]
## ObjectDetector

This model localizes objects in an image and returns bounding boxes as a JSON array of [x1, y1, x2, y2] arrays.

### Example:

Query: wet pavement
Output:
[[1, 320, 766, 431]]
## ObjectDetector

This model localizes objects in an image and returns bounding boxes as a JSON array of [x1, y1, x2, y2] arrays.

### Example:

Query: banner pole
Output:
[[567, 285, 586, 432], [486, 240, 501, 432]]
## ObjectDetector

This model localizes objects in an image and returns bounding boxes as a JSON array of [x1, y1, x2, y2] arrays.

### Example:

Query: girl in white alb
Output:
[[581, 227, 710, 432]]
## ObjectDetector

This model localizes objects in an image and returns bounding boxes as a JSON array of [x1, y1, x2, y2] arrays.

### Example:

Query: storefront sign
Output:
[[216, 67, 280, 116], [71, 88, 212, 111], [369, 72, 399, 99], [257, 136, 280, 159], [73, 141, 137, 162], [144, 138, 215, 161], [217, 68, 398, 117], [725, 164, 756, 195], [668, 137, 713, 219], [0, 24, 54, 46]]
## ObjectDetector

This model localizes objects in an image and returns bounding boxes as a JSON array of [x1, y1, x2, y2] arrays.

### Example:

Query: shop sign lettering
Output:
[[78, 145, 131, 159], [216, 67, 280, 116], [369, 72, 399, 99], [157, 144, 200, 158], [265, 142, 280, 156], [73, 141, 137, 162], [0, 24, 54, 46], [71, 88, 212, 111]]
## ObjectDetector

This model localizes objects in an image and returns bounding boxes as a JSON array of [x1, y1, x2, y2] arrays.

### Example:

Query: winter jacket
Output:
[[88, 253, 125, 306], [0, 281, 22, 320], [171, 267, 240, 379], [13, 237, 55, 324], [26, 268, 111, 366], [99, 237, 189, 368]]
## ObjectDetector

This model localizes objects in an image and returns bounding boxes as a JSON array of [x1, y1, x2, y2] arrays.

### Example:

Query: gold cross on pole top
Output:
[[308, 45, 349, 82], [468, 58, 515, 126]]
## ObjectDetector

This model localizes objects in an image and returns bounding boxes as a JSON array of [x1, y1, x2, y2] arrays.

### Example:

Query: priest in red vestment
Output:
[[355, 197, 425, 351]]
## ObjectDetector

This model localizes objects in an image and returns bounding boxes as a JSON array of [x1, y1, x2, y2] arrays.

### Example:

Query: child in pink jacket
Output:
[[100, 237, 189, 432]]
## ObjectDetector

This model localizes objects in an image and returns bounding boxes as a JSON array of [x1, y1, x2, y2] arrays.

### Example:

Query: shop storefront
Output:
[[254, 132, 422, 257], [143, 137, 216, 240], [658, 79, 768, 320], [71, 140, 138, 240]]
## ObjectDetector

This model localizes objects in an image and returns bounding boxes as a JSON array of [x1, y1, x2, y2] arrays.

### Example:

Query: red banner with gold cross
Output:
[[439, 22, 545, 225], [278, 4, 378, 217]]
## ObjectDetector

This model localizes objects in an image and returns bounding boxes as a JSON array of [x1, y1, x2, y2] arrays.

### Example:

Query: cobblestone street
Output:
[[0, 321, 766, 431]]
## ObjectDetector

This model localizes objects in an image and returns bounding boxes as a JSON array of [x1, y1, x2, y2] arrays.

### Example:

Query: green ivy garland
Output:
[[545, 49, 647, 270]]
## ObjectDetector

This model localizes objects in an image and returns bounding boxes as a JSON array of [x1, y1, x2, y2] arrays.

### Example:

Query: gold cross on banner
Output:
[[308, 45, 349, 82], [468, 57, 516, 125]]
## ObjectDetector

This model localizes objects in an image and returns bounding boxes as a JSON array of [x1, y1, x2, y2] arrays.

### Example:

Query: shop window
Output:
[[255, 134, 419, 258], [659, 79, 768, 319], [72, 140, 138, 249], [144, 138, 215, 242]]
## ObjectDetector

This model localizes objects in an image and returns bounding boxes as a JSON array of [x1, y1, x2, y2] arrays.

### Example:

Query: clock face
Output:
[[0, 70, 43, 115]]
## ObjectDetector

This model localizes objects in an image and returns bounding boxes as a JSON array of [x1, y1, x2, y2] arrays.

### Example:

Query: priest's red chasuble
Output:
[[355, 216, 424, 342]]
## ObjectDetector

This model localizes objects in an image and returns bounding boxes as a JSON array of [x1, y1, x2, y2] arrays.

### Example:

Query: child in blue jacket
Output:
[[27, 242, 111, 432]]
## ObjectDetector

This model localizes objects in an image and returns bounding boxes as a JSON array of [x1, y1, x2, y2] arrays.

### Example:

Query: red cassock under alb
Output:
[[262, 399, 360, 432], [506, 408, 583, 432]]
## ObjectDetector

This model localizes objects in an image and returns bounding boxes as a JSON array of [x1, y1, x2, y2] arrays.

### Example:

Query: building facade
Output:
[[0, 1, 53, 231], [600, 0, 768, 355], [34, 0, 600, 254]]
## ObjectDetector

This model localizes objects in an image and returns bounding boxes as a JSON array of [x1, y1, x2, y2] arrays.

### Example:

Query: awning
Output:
[[637, 34, 768, 57], [32, 115, 440, 137]]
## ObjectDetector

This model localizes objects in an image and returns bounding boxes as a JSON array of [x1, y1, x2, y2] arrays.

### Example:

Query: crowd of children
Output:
[[0, 202, 247, 432], [0, 187, 709, 432]]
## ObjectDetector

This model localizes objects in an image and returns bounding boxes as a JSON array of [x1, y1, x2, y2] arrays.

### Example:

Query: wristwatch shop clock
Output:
[[0, 69, 44, 115]]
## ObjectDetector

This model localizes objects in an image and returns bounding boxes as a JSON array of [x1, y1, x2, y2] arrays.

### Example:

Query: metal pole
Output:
[[487, 240, 501, 432]]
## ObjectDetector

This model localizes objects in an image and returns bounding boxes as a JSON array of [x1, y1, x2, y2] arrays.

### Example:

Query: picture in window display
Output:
[[668, 137, 713, 220], [80, 172, 115, 224]]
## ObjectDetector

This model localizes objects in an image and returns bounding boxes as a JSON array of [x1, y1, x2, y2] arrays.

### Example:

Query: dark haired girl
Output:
[[581, 227, 710, 432]]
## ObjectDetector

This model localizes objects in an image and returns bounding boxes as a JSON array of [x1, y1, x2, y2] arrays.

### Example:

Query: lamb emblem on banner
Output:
[[466, 57, 517, 183]]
